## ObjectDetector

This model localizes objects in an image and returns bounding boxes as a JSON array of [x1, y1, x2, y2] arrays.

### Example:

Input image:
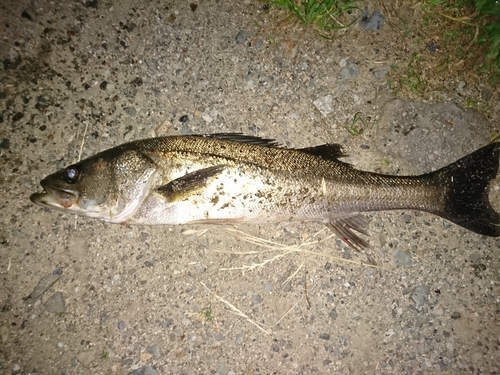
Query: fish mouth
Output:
[[30, 181, 79, 209]]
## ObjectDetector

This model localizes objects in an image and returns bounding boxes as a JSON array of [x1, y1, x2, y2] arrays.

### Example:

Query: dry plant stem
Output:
[[218, 227, 382, 270], [273, 300, 299, 326], [200, 281, 272, 335], [282, 261, 304, 287]]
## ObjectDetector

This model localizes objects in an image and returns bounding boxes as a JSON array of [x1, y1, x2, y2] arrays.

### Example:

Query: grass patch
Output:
[[389, 53, 429, 98], [386, 0, 500, 100], [262, 0, 499, 88], [264, 0, 359, 36], [423, 0, 500, 86]]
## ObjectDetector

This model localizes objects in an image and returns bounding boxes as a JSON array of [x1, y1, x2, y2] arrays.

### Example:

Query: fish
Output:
[[30, 134, 500, 250]]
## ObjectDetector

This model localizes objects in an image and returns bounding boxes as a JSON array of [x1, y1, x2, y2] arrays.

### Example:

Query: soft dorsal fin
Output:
[[201, 133, 282, 147], [300, 144, 347, 161]]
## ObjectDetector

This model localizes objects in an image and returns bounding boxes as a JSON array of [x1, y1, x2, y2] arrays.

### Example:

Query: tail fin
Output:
[[433, 142, 500, 236]]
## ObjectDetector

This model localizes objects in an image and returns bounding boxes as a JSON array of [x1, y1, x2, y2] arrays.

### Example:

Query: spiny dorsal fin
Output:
[[300, 144, 347, 162], [201, 133, 282, 147], [157, 165, 226, 202]]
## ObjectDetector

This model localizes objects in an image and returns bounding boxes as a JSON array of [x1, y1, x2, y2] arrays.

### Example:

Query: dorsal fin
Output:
[[201, 133, 282, 147], [201, 134, 348, 162], [300, 144, 347, 161]]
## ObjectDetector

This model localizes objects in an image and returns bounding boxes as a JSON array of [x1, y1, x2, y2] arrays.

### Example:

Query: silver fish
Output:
[[30, 134, 500, 249]]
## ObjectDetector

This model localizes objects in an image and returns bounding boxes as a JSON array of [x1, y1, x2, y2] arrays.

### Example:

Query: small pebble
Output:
[[373, 67, 389, 80], [201, 112, 213, 123], [411, 285, 430, 308], [313, 95, 335, 116], [0, 139, 10, 149], [427, 42, 438, 52], [194, 263, 206, 271], [21, 10, 34, 21], [360, 10, 385, 31], [394, 248, 413, 266], [480, 86, 492, 101], [329, 309, 338, 320], [338, 63, 360, 82], [235, 30, 246, 44], [12, 112, 24, 122], [124, 107, 136, 116], [53, 268, 63, 275], [127, 366, 159, 375], [148, 344, 161, 357], [76, 350, 96, 367], [319, 333, 331, 340], [44, 292, 66, 314], [235, 332, 245, 344], [235, 30, 253, 44]]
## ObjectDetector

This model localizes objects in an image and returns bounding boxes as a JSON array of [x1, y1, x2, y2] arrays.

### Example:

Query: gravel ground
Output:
[[1, 0, 499, 374]]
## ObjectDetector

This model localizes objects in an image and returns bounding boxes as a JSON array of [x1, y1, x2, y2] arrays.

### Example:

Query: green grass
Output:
[[264, 0, 359, 35], [200, 306, 215, 324], [264, 0, 499, 89], [389, 53, 428, 97], [346, 112, 368, 136], [422, 0, 500, 86]]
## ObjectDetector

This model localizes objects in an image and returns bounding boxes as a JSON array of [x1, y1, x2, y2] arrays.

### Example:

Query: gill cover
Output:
[[31, 149, 158, 222], [109, 149, 158, 222]]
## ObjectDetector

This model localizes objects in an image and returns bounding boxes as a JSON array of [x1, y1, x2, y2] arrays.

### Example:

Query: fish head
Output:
[[30, 149, 158, 222]]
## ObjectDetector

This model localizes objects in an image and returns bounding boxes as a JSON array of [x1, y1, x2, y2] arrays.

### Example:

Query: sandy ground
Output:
[[1, 0, 499, 374]]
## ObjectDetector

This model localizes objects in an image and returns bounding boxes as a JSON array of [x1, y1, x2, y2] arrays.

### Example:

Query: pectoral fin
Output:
[[157, 165, 226, 202], [327, 214, 370, 251]]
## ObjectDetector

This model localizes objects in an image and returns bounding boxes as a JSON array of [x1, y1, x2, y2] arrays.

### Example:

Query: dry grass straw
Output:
[[214, 226, 381, 271], [201, 281, 273, 335], [191, 225, 380, 335]]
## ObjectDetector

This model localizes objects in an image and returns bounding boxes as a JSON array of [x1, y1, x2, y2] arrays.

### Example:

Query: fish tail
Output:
[[433, 142, 500, 236]]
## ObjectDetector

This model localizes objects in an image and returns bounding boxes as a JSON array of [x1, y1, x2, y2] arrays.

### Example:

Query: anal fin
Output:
[[326, 214, 370, 251], [157, 165, 225, 202]]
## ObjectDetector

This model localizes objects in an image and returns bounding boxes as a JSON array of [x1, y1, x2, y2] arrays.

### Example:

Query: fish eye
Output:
[[64, 166, 79, 183]]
